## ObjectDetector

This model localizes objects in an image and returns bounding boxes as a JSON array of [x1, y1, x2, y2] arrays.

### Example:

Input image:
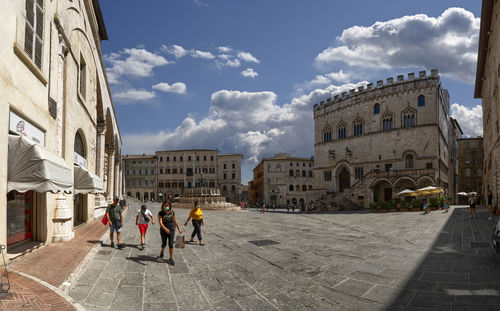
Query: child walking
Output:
[[184, 201, 205, 246], [136, 204, 155, 249]]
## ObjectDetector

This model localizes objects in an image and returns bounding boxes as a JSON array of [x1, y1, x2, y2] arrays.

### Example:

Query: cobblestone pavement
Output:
[[68, 203, 500, 310]]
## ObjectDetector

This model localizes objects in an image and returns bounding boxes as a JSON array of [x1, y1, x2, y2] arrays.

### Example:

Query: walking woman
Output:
[[158, 201, 182, 265], [184, 201, 205, 246], [469, 195, 477, 218]]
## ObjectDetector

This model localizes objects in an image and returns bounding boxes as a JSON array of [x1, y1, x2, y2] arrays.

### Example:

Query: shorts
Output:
[[488, 204, 494, 213], [138, 223, 148, 234], [110, 223, 122, 233]]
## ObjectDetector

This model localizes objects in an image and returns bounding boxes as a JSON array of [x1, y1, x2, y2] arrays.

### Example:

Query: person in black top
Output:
[[158, 201, 182, 265], [488, 191, 494, 220]]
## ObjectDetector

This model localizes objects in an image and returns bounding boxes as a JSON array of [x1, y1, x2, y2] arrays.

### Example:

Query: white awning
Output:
[[8, 134, 73, 193], [74, 164, 104, 194]]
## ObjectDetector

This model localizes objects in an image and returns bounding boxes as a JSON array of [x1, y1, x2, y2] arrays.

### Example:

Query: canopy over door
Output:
[[8, 134, 73, 193], [74, 164, 104, 194]]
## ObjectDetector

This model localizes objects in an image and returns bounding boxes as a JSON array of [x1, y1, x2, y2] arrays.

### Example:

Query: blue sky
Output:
[[99, 0, 483, 183]]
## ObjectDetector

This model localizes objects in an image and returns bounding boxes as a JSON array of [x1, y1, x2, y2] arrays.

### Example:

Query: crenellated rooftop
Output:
[[314, 69, 439, 111]]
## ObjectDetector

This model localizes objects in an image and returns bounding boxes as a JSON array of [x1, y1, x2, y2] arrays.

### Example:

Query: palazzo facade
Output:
[[313, 70, 460, 208], [0, 0, 122, 257]]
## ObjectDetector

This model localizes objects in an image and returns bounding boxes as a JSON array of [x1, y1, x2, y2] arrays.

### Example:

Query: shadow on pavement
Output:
[[386, 207, 500, 310], [125, 255, 165, 266]]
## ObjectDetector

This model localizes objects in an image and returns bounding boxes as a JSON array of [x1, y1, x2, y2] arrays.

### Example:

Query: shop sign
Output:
[[74, 152, 88, 169], [9, 111, 45, 146]]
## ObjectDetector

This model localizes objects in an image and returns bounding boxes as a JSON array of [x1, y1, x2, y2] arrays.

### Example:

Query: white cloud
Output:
[[224, 59, 241, 68], [114, 89, 155, 102], [105, 48, 170, 83], [241, 68, 259, 78], [451, 103, 483, 137], [152, 82, 187, 94], [315, 8, 479, 84], [217, 54, 231, 60], [218, 46, 232, 53], [297, 70, 351, 91], [162, 44, 188, 58], [123, 82, 368, 164], [237, 52, 260, 63], [191, 50, 215, 59], [194, 0, 208, 7]]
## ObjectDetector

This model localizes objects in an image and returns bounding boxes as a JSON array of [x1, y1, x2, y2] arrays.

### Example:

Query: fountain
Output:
[[172, 187, 241, 211]]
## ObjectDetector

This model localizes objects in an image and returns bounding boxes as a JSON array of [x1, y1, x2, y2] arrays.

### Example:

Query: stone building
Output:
[[475, 0, 500, 203], [123, 155, 157, 202], [313, 70, 458, 208], [251, 154, 315, 207], [457, 138, 484, 203], [155, 150, 242, 203], [0, 0, 122, 255]]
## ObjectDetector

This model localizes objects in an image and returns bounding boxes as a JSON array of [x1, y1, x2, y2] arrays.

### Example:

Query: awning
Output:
[[74, 164, 104, 194], [8, 134, 73, 193]]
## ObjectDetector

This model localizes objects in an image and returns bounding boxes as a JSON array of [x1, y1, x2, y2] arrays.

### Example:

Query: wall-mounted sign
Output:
[[9, 111, 45, 146], [74, 152, 88, 168]]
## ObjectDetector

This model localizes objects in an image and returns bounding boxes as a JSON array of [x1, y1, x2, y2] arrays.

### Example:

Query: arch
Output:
[[299, 198, 305, 208], [374, 103, 380, 114], [74, 130, 87, 158], [393, 177, 417, 194], [372, 178, 393, 202], [105, 108, 115, 146], [417, 176, 434, 188], [370, 178, 393, 189], [418, 95, 425, 106], [323, 126, 332, 142]]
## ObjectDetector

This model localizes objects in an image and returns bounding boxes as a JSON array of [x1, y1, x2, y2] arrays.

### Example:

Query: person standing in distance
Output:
[[488, 191, 494, 220], [106, 196, 123, 248], [184, 201, 205, 246], [158, 201, 182, 265], [136, 204, 155, 249]]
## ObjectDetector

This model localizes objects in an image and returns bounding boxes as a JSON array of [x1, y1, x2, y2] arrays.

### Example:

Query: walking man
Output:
[[488, 191, 494, 220], [107, 196, 124, 248]]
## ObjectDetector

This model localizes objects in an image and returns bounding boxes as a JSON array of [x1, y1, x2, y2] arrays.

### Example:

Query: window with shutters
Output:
[[24, 0, 44, 70], [79, 55, 86, 100]]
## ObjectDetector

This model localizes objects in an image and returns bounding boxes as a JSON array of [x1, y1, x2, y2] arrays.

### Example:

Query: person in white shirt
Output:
[[136, 204, 155, 248]]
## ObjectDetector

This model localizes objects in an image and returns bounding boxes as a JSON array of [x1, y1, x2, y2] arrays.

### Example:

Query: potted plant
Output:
[[379, 201, 389, 213], [369, 202, 379, 213], [411, 199, 422, 211], [429, 198, 439, 211], [390, 199, 398, 212], [399, 200, 408, 212], [439, 196, 445, 210]]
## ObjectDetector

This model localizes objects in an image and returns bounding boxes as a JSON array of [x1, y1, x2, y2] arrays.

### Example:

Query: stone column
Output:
[[114, 159, 120, 200], [52, 34, 73, 242], [106, 146, 115, 202], [95, 122, 107, 209]]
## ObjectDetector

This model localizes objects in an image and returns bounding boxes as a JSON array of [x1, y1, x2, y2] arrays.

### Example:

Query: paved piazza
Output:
[[69, 203, 500, 310]]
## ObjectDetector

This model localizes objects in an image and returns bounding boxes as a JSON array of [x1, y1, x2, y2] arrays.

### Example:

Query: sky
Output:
[[99, 0, 483, 183]]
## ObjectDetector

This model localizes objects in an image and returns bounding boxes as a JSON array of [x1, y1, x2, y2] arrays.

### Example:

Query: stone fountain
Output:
[[172, 187, 240, 211]]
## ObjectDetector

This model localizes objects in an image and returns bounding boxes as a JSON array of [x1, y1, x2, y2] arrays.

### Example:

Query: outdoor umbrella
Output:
[[467, 192, 478, 196], [395, 189, 418, 196], [457, 192, 468, 196], [415, 186, 444, 196]]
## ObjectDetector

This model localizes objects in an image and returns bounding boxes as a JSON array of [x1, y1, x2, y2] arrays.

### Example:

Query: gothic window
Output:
[[337, 122, 347, 139], [402, 110, 416, 128], [405, 154, 414, 168], [382, 113, 394, 131], [323, 127, 332, 142], [353, 119, 363, 136], [418, 95, 425, 106], [74, 132, 85, 157], [374, 103, 380, 114], [24, 0, 44, 69]]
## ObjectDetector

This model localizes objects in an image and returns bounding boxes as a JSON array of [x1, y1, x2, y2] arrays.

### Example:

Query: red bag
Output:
[[101, 215, 108, 226]]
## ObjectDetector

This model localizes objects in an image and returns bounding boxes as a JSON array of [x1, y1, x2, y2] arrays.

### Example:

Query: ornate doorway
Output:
[[338, 167, 350, 192]]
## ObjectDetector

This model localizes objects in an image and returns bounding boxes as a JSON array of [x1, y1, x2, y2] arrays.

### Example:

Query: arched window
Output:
[[308, 185, 313, 190], [353, 119, 363, 136], [418, 95, 425, 107], [402, 110, 416, 128], [289, 185, 294, 191], [295, 185, 300, 191], [337, 122, 347, 139], [308, 170, 313, 177], [295, 170, 300, 177], [289, 169, 294, 177], [302, 185, 307, 191], [382, 113, 394, 131], [406, 154, 414, 168], [374, 103, 380, 114], [323, 127, 332, 142], [302, 170, 306, 177], [74, 132, 85, 157]]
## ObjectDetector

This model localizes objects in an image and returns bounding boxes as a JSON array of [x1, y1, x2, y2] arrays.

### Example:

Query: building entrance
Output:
[[7, 191, 33, 246], [338, 167, 350, 192]]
